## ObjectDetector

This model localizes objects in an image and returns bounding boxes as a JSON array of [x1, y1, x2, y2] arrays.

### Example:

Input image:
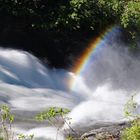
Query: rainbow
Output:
[[69, 25, 120, 90], [72, 25, 120, 75]]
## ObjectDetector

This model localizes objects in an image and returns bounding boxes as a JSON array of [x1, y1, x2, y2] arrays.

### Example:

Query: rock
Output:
[[80, 122, 129, 140]]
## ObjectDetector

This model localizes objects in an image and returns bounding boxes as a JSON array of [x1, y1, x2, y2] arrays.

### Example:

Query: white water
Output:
[[0, 45, 140, 139]]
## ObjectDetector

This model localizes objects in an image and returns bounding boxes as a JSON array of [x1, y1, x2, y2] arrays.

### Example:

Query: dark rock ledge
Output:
[[80, 123, 130, 140]]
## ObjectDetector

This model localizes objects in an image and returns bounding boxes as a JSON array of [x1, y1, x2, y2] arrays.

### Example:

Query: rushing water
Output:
[[0, 42, 140, 139]]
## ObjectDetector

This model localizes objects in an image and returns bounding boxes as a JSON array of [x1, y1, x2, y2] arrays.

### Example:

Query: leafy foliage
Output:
[[36, 107, 70, 122], [36, 107, 78, 140], [121, 121, 140, 140], [121, 0, 140, 29], [122, 95, 140, 140], [0, 0, 139, 33], [18, 134, 34, 140], [0, 105, 34, 140], [0, 105, 14, 140]]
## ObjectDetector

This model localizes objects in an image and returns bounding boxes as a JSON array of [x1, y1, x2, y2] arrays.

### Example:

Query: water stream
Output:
[[0, 39, 140, 139]]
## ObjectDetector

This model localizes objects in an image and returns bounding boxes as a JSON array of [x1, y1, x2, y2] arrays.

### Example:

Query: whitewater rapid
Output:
[[0, 47, 140, 139]]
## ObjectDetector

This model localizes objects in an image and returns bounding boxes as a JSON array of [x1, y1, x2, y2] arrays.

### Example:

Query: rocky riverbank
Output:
[[64, 122, 130, 140], [80, 123, 129, 140]]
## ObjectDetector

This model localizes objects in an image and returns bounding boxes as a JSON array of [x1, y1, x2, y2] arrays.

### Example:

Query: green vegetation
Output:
[[0, 105, 73, 140], [36, 107, 70, 122], [36, 107, 77, 140], [121, 95, 140, 140], [0, 105, 34, 140], [0, 0, 139, 62], [0, 103, 139, 140], [17, 134, 34, 140], [122, 120, 140, 140], [0, 105, 14, 140], [0, 0, 139, 33]]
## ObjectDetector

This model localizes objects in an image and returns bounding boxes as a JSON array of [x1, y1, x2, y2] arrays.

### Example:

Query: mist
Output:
[[0, 37, 140, 139]]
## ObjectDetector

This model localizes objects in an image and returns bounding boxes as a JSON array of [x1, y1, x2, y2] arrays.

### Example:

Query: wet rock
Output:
[[80, 122, 129, 140]]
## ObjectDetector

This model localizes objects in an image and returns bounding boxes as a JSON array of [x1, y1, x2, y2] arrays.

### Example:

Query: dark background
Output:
[[0, 28, 94, 69], [0, 0, 139, 69]]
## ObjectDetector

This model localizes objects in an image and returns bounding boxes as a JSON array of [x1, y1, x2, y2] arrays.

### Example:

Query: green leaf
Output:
[[9, 115, 14, 123]]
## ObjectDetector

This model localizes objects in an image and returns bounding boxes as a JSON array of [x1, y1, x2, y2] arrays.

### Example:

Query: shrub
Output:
[[36, 107, 77, 139], [121, 95, 140, 140]]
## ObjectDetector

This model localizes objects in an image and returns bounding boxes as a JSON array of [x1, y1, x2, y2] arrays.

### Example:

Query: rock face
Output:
[[80, 123, 129, 140]]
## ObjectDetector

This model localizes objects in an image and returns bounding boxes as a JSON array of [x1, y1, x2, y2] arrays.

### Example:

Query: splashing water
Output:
[[0, 26, 140, 139], [68, 25, 140, 129]]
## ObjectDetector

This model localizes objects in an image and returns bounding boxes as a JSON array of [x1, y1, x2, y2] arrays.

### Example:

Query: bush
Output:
[[121, 95, 140, 140], [121, 119, 140, 140]]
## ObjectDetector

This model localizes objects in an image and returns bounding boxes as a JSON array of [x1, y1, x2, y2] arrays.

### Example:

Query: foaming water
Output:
[[67, 43, 140, 129], [0, 43, 140, 139], [14, 127, 64, 140]]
